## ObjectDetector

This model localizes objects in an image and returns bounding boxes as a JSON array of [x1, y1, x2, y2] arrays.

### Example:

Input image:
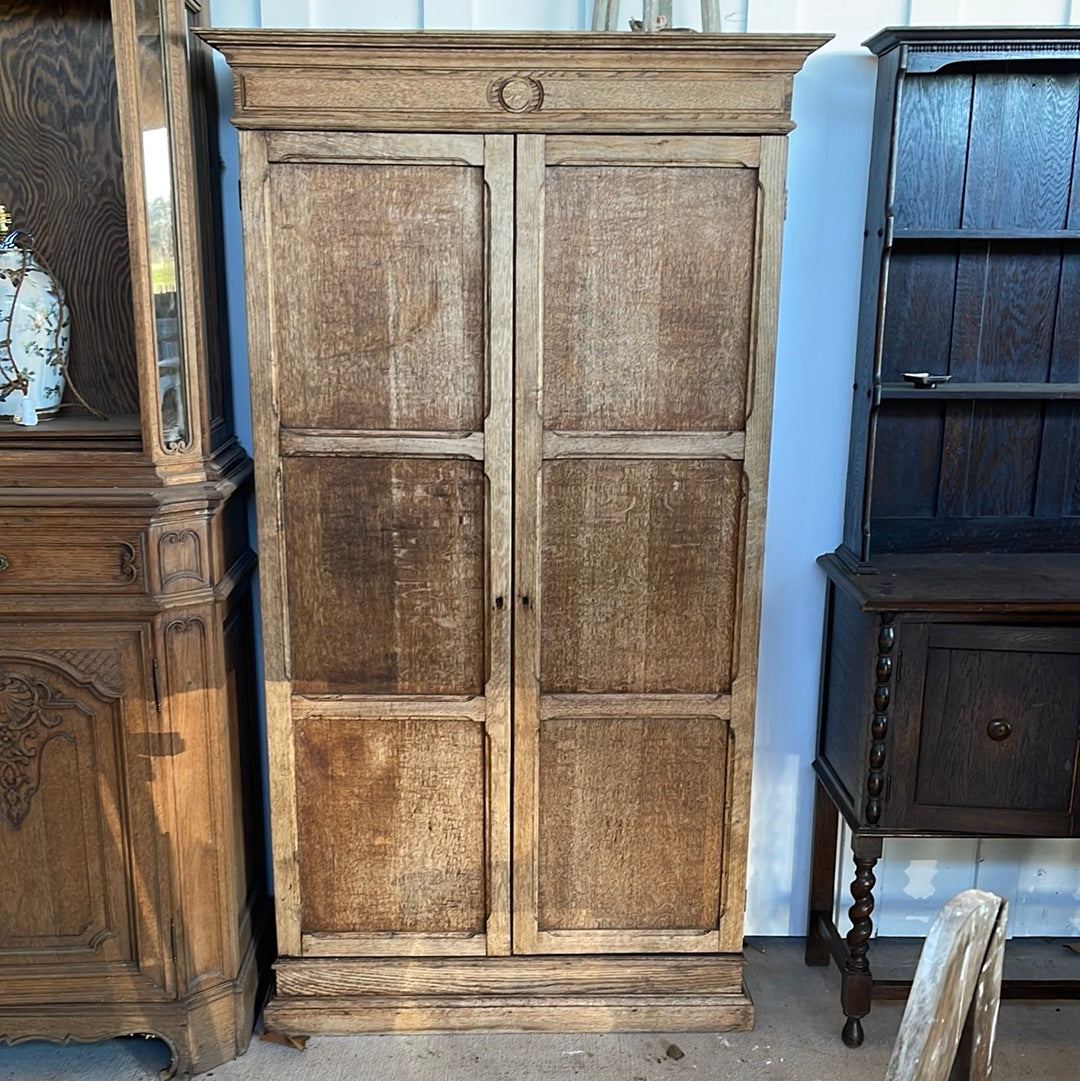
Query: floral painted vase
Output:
[[0, 206, 69, 425]]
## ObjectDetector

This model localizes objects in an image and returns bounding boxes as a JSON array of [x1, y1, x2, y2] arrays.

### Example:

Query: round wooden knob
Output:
[[986, 719, 1012, 742]]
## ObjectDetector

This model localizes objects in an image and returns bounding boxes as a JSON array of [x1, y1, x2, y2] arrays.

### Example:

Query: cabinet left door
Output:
[[239, 132, 514, 958], [0, 625, 173, 1001]]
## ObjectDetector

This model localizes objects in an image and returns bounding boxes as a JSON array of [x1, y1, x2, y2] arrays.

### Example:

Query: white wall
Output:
[[209, 0, 1080, 939]]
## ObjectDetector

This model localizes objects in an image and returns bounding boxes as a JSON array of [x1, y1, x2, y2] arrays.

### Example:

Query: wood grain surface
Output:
[[858, 57, 1080, 555], [199, 28, 829, 138], [248, 131, 516, 959], [0, 5, 264, 1074], [891, 72, 973, 230], [537, 716, 726, 931], [964, 71, 1079, 231], [0, 656, 132, 968], [543, 165, 756, 432], [294, 717, 486, 935], [820, 550, 1080, 612], [281, 456, 485, 695], [212, 28, 818, 1024], [510, 131, 784, 960], [274, 953, 745, 996], [886, 890, 1006, 1081], [915, 632, 1080, 815], [540, 460, 742, 694], [0, 0, 138, 415], [875, 239, 1080, 531], [264, 997, 754, 1035], [269, 162, 485, 432], [0, 628, 170, 1007]]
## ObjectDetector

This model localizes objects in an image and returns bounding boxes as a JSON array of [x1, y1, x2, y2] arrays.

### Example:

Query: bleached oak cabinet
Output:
[[205, 29, 826, 1035]]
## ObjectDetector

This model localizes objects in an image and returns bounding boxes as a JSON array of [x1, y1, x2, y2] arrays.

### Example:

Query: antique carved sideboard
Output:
[[0, 2, 265, 1075], [206, 28, 827, 1035]]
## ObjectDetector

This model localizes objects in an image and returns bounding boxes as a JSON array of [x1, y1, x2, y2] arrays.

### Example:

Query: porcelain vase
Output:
[[0, 216, 69, 426]]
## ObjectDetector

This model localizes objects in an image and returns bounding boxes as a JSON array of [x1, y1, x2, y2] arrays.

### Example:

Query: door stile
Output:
[[512, 134, 547, 954], [238, 127, 302, 957], [720, 134, 787, 952], [483, 132, 514, 956]]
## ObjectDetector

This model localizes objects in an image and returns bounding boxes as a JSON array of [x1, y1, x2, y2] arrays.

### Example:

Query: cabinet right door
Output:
[[513, 134, 786, 954]]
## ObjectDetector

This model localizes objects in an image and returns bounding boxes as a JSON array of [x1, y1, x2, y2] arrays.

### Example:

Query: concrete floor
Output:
[[4, 939, 1079, 1080]]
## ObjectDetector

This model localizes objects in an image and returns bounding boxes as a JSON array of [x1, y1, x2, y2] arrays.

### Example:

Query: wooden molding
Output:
[[198, 30, 830, 133]]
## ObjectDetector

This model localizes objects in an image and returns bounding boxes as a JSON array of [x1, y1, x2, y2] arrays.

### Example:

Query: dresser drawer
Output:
[[0, 526, 145, 593], [890, 624, 1080, 836]]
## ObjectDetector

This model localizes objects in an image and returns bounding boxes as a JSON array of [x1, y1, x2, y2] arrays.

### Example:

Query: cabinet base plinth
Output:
[[0, 927, 260, 1079], [264, 954, 753, 1035]]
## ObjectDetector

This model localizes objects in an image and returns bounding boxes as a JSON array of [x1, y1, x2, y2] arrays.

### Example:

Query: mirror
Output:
[[136, 0, 189, 451]]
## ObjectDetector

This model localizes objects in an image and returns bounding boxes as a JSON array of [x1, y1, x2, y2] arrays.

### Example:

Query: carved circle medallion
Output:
[[488, 75, 544, 114]]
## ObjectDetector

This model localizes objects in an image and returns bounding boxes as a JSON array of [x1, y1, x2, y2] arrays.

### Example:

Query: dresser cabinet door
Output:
[[512, 135, 784, 953], [240, 132, 514, 957], [0, 626, 171, 1001], [890, 624, 1080, 835]]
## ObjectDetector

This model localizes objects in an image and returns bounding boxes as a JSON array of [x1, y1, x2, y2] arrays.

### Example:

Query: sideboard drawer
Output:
[[0, 526, 145, 593], [891, 624, 1080, 835]]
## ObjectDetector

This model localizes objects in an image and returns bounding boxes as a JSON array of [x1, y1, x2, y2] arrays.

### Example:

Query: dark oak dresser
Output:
[[807, 27, 1080, 1047], [0, 2, 265, 1075]]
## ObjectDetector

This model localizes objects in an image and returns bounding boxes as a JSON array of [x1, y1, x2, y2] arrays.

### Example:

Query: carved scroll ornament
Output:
[[0, 669, 78, 828]]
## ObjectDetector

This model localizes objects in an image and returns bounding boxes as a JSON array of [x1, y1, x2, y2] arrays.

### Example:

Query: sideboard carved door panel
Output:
[[0, 626, 170, 999], [241, 131, 514, 958], [513, 134, 785, 955]]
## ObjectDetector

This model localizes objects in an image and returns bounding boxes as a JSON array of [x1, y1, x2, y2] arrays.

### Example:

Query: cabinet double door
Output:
[[247, 129, 780, 960]]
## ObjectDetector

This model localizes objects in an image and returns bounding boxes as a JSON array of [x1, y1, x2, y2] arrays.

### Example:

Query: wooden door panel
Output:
[[912, 626, 1080, 817], [270, 162, 485, 432], [0, 629, 170, 999], [0, 676, 130, 966], [245, 132, 513, 957], [543, 165, 757, 431], [540, 459, 742, 694], [282, 456, 486, 695], [919, 647, 1079, 813], [514, 134, 780, 955], [892, 625, 1080, 833], [537, 716, 727, 932], [295, 717, 486, 952]]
